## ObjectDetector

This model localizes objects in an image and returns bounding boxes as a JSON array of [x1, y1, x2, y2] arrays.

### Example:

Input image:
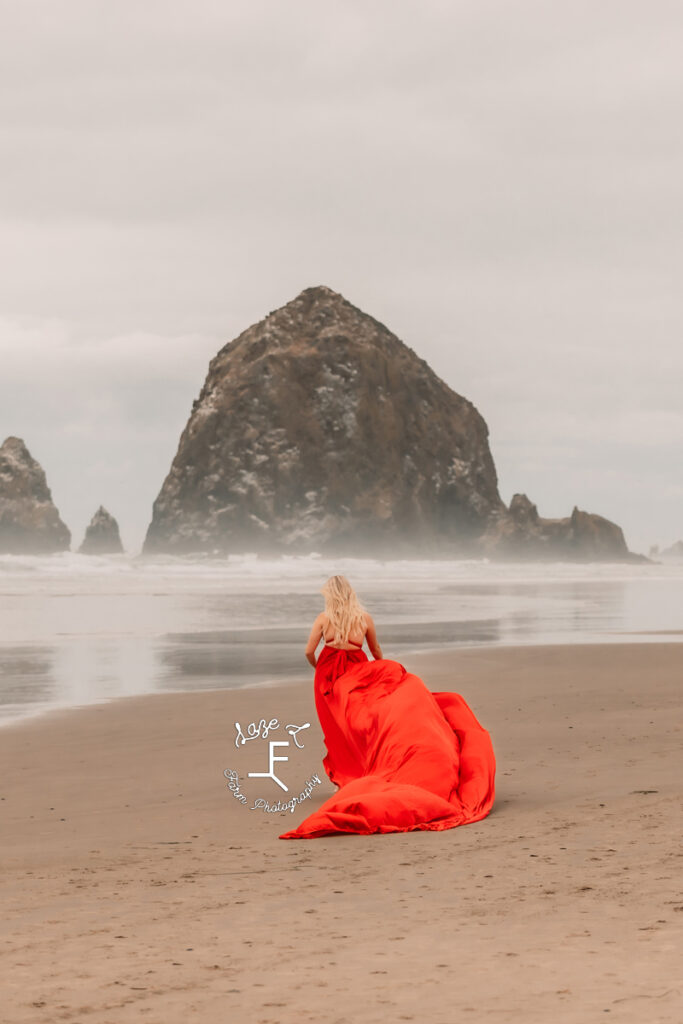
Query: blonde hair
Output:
[[321, 575, 367, 645]]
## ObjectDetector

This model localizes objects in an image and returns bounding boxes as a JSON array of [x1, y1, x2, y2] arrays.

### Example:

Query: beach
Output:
[[1, 640, 681, 1023]]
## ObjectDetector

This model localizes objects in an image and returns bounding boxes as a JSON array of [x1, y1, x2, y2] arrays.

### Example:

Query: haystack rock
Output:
[[78, 505, 124, 555], [0, 436, 71, 554], [143, 285, 504, 556], [142, 285, 640, 561]]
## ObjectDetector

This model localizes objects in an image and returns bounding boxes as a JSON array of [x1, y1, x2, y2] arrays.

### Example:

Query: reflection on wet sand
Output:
[[1, 563, 681, 727], [157, 619, 504, 690]]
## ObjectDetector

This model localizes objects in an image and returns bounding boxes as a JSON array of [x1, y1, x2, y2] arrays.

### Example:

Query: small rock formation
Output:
[[142, 285, 642, 562], [481, 493, 645, 562], [658, 540, 683, 562], [78, 506, 124, 555], [0, 436, 71, 554]]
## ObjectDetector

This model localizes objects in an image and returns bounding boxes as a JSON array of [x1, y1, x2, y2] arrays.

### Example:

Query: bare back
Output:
[[321, 613, 365, 650], [304, 611, 383, 663]]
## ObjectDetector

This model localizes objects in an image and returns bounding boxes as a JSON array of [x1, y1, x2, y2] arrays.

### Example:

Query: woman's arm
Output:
[[305, 613, 325, 668], [364, 613, 383, 660]]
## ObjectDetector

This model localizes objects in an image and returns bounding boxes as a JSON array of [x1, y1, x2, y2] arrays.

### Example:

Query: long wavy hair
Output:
[[321, 575, 367, 645]]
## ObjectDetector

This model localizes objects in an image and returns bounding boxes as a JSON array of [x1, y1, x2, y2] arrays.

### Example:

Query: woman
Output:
[[279, 575, 496, 840]]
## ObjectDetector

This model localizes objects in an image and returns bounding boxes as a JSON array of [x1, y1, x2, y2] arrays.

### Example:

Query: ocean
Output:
[[1, 551, 681, 727]]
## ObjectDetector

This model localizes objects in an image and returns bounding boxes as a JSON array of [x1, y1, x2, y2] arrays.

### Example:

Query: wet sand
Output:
[[1, 642, 682, 1023]]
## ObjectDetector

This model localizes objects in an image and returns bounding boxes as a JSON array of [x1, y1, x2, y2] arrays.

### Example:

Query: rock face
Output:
[[480, 493, 642, 562], [143, 285, 640, 561], [78, 506, 124, 555], [143, 286, 505, 556], [0, 436, 71, 554]]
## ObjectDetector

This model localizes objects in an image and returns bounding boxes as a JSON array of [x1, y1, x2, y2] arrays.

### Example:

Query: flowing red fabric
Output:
[[279, 644, 496, 840]]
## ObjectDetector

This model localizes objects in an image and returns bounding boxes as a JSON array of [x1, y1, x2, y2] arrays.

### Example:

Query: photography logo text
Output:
[[224, 715, 321, 813]]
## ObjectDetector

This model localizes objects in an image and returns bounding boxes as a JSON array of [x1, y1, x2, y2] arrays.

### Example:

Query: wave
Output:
[[1, 549, 682, 585]]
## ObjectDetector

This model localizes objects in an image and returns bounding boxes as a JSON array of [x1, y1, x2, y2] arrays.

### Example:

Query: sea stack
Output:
[[657, 540, 683, 562], [143, 285, 504, 556], [78, 506, 124, 555], [142, 285, 640, 561], [480, 493, 637, 562], [0, 436, 71, 554]]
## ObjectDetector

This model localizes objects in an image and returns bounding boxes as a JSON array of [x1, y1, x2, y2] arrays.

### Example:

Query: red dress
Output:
[[278, 642, 496, 840]]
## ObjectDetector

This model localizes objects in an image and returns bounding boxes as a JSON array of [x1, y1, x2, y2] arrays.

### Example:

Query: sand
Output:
[[1, 641, 682, 1023]]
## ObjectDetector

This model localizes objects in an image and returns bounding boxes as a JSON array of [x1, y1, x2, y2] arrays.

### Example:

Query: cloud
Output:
[[0, 316, 220, 549], [0, 1, 681, 553]]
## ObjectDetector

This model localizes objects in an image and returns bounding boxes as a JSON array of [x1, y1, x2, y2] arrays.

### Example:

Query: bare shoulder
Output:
[[308, 611, 325, 633]]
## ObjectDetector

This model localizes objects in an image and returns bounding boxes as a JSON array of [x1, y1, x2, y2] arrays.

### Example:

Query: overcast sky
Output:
[[1, 0, 681, 556]]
